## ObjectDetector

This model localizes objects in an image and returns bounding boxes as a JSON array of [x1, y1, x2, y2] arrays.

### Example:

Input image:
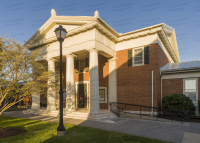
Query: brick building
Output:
[[25, 9, 199, 117]]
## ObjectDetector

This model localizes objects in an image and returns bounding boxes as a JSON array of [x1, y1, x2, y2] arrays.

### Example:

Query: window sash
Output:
[[184, 79, 198, 102], [99, 89, 105, 101], [133, 48, 143, 65]]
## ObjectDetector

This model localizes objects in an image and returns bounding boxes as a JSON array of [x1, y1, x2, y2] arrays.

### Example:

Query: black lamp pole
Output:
[[55, 25, 67, 137]]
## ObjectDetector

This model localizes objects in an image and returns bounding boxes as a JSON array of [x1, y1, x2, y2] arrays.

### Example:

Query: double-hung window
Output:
[[183, 78, 198, 103], [75, 58, 89, 73], [133, 48, 143, 65], [128, 46, 149, 67], [99, 87, 107, 103]]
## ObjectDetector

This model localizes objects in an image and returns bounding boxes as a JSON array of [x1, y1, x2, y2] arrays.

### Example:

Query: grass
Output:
[[0, 116, 170, 143]]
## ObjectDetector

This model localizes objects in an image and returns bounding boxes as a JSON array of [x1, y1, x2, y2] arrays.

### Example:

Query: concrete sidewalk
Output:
[[2, 111, 200, 143]]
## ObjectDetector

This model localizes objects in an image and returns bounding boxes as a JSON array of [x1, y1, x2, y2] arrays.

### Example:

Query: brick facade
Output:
[[116, 43, 169, 108], [28, 43, 178, 110], [74, 55, 109, 109], [98, 55, 109, 109], [162, 78, 183, 97], [162, 77, 200, 102]]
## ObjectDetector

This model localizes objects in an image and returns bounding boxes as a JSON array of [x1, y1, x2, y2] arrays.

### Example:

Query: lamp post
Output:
[[54, 25, 67, 137]]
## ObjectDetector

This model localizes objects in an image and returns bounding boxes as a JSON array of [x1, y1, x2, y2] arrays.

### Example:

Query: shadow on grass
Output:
[[0, 115, 169, 143]]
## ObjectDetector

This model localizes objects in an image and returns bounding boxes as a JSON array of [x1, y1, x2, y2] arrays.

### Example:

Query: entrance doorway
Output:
[[77, 83, 87, 108]]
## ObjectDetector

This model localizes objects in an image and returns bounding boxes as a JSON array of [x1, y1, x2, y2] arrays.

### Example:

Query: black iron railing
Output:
[[110, 102, 191, 123]]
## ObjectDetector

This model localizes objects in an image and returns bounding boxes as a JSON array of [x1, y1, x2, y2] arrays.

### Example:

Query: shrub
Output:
[[162, 93, 195, 119]]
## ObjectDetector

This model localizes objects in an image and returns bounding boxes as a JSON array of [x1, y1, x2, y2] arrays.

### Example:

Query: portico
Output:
[[28, 9, 117, 118]]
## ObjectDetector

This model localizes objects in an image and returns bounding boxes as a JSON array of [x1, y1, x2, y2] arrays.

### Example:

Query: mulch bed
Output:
[[0, 127, 27, 139]]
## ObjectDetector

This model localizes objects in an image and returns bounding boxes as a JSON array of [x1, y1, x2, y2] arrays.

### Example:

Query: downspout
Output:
[[152, 71, 153, 116], [161, 76, 162, 108]]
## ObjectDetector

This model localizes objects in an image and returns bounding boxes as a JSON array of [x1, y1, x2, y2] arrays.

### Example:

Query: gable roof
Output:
[[26, 9, 180, 62]]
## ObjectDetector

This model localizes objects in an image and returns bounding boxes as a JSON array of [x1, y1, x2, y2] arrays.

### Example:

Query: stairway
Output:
[[64, 110, 117, 121]]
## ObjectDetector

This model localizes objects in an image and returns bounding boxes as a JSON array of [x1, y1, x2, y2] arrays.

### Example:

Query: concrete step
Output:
[[64, 112, 117, 120], [21, 109, 117, 121]]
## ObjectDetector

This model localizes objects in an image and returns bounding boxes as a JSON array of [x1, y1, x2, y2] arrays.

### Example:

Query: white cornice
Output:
[[29, 21, 118, 49], [97, 18, 119, 37], [27, 16, 97, 45], [158, 29, 179, 63], [27, 16, 179, 63], [117, 27, 160, 42], [162, 24, 174, 34], [29, 22, 179, 64]]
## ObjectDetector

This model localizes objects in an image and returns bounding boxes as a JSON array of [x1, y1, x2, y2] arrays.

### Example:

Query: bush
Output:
[[162, 93, 195, 119]]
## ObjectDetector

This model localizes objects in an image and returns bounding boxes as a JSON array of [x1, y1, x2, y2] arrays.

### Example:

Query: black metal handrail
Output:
[[109, 102, 191, 123], [110, 102, 124, 116]]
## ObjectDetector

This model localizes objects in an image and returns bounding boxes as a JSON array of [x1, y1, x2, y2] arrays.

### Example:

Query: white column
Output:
[[65, 54, 76, 113], [31, 92, 40, 110], [89, 49, 100, 114], [47, 59, 56, 111], [108, 58, 117, 110]]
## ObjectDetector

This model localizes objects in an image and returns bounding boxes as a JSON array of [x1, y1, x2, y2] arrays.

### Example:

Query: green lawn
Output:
[[0, 116, 170, 143]]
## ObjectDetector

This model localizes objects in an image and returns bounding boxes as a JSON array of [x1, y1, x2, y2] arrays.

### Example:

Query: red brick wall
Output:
[[156, 46, 171, 107], [162, 78, 183, 98], [74, 55, 109, 109], [22, 97, 32, 105], [162, 77, 200, 102], [98, 55, 109, 109], [116, 43, 170, 108]]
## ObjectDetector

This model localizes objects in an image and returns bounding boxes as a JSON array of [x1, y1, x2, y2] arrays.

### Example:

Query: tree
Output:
[[0, 37, 58, 115]]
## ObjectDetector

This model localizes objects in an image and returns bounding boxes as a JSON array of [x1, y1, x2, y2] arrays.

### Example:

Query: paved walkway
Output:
[[2, 111, 200, 143]]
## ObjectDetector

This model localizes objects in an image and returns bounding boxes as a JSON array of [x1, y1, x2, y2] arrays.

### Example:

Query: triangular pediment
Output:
[[27, 16, 98, 44]]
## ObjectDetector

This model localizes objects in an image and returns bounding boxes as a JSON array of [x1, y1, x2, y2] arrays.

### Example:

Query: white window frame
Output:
[[132, 46, 144, 67], [183, 78, 198, 104], [99, 87, 107, 103], [77, 58, 89, 73], [183, 78, 199, 115]]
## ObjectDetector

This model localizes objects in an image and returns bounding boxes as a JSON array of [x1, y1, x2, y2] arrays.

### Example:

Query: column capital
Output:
[[65, 53, 77, 58], [108, 57, 117, 62], [88, 48, 99, 53], [47, 58, 57, 62]]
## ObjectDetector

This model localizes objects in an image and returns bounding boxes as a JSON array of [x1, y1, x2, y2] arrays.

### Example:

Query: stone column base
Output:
[[89, 109, 100, 115], [47, 106, 56, 111]]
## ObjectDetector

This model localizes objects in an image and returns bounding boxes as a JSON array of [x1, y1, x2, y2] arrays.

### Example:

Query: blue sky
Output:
[[0, 0, 199, 62]]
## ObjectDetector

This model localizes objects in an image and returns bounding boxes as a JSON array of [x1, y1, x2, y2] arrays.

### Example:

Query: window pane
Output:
[[134, 48, 143, 65], [185, 80, 196, 90], [99, 89, 105, 101], [184, 79, 197, 102], [185, 92, 196, 102]]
